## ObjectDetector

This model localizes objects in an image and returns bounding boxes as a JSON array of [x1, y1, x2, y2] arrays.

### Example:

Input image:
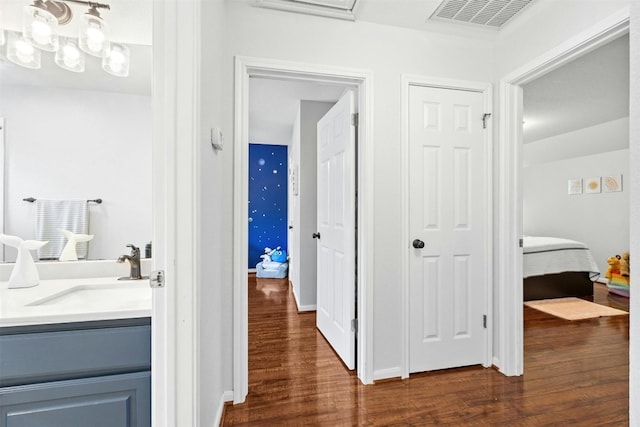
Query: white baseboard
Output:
[[248, 268, 257, 273], [373, 367, 401, 381], [215, 391, 234, 427], [292, 287, 316, 312], [493, 356, 501, 371], [292, 286, 302, 309]]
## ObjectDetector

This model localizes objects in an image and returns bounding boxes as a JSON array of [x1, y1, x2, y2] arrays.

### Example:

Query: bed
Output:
[[523, 236, 600, 301]]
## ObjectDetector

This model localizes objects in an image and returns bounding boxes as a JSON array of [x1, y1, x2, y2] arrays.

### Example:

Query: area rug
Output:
[[524, 297, 628, 320]]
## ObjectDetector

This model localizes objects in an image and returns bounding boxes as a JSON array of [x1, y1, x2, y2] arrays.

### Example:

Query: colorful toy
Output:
[[257, 245, 288, 279], [271, 247, 287, 263], [606, 252, 630, 298], [605, 255, 621, 279], [620, 251, 630, 277]]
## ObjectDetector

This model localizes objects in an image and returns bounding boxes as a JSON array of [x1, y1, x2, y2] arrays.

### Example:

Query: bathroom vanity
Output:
[[0, 269, 152, 427]]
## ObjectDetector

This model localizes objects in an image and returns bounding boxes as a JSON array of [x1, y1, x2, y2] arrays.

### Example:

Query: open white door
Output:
[[408, 84, 488, 373], [315, 90, 356, 370]]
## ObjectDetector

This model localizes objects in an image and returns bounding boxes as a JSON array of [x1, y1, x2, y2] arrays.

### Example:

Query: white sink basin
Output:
[[27, 283, 151, 311]]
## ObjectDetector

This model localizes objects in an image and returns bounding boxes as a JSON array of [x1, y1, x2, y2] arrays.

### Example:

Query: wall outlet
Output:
[[211, 127, 224, 150]]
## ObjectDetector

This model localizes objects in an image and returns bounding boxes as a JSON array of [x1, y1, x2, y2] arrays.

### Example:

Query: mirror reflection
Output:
[[0, 0, 152, 262]]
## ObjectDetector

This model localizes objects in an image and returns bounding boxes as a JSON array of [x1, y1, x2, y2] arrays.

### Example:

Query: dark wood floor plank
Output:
[[221, 278, 629, 426]]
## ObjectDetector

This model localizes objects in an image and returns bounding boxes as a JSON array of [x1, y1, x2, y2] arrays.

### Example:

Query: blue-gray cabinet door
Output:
[[0, 371, 150, 427]]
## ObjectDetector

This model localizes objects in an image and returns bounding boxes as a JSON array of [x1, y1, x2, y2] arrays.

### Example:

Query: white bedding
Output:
[[523, 236, 600, 279]]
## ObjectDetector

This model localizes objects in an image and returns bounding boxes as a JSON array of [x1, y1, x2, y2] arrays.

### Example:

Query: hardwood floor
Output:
[[221, 277, 629, 426]]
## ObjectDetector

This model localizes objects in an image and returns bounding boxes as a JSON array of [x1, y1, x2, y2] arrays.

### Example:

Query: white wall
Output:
[[1, 85, 151, 261], [523, 148, 629, 275], [494, 0, 631, 77], [223, 0, 494, 376], [290, 100, 334, 310]]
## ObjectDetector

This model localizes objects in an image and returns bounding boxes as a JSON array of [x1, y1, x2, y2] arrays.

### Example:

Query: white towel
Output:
[[35, 200, 89, 260]]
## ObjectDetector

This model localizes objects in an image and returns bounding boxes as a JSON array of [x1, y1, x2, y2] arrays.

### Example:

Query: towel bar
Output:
[[23, 198, 103, 204]]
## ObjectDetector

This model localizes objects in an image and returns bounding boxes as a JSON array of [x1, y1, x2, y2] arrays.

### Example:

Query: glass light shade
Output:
[[6, 31, 41, 69], [79, 13, 110, 57], [55, 38, 85, 72], [23, 4, 59, 51], [102, 43, 129, 77]]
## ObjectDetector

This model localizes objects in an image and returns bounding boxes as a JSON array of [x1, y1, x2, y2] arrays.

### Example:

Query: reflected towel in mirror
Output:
[[36, 200, 90, 260]]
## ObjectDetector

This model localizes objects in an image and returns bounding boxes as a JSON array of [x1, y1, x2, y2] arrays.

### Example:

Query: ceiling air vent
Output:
[[430, 0, 534, 29]]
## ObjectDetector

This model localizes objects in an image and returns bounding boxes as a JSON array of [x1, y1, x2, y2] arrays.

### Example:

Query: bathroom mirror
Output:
[[0, 0, 152, 262]]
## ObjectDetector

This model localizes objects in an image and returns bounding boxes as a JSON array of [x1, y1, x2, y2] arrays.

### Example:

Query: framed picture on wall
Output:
[[603, 175, 623, 193], [585, 177, 601, 194], [567, 178, 582, 195]]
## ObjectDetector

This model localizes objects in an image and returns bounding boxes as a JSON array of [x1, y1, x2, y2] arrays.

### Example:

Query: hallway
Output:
[[221, 276, 629, 426]]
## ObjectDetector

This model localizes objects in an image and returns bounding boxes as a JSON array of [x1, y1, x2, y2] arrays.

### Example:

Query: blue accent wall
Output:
[[248, 144, 288, 268]]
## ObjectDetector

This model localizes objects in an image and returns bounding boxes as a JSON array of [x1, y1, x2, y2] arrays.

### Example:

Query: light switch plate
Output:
[[211, 127, 224, 150]]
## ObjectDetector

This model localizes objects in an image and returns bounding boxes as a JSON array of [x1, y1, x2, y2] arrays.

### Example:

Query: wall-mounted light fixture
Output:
[[2, 0, 129, 77]]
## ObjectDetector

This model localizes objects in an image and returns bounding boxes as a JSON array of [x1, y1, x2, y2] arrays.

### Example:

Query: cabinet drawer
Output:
[[0, 371, 150, 427], [0, 325, 150, 387]]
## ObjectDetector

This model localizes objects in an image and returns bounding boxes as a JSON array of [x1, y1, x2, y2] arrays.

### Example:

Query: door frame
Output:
[[400, 75, 494, 378], [233, 56, 375, 403], [496, 8, 630, 376], [152, 0, 202, 424]]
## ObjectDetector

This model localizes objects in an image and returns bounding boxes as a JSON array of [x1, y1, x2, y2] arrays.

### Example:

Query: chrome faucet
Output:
[[117, 244, 142, 280]]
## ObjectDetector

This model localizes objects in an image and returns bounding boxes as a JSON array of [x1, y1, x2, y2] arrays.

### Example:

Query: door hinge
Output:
[[483, 315, 487, 329], [482, 113, 492, 129], [519, 238, 524, 248], [351, 113, 359, 127], [150, 270, 165, 288], [351, 318, 358, 333]]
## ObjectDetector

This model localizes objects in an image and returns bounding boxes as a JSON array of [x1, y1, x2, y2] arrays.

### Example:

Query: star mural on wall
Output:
[[248, 144, 288, 268]]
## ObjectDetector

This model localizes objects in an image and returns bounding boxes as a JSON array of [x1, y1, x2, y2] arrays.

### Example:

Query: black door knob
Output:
[[289, 225, 293, 229], [412, 239, 425, 249], [312, 232, 321, 239]]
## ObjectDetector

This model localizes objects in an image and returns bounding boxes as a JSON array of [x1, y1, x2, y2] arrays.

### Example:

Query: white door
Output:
[[316, 90, 356, 370], [409, 85, 487, 373]]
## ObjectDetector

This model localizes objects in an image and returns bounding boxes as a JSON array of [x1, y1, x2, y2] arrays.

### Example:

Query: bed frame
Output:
[[523, 272, 594, 301]]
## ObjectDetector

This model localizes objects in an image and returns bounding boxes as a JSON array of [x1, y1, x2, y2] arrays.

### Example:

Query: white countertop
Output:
[[0, 276, 152, 328]]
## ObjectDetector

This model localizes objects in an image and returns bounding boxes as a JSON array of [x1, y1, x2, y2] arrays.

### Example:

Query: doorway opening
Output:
[[521, 33, 630, 299], [247, 77, 345, 308], [497, 11, 630, 376], [233, 57, 375, 403]]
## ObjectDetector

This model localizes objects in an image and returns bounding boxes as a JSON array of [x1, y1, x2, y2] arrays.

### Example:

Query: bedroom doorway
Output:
[[520, 33, 630, 289], [247, 77, 353, 364], [497, 13, 630, 376], [233, 56, 375, 403]]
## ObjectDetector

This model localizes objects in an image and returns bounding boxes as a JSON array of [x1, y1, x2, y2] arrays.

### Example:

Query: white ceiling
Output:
[[522, 34, 629, 144], [249, 78, 347, 144], [257, 0, 531, 38], [0, 0, 152, 95]]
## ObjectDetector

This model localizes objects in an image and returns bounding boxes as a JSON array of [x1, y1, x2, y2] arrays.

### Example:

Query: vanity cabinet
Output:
[[0, 318, 151, 427]]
